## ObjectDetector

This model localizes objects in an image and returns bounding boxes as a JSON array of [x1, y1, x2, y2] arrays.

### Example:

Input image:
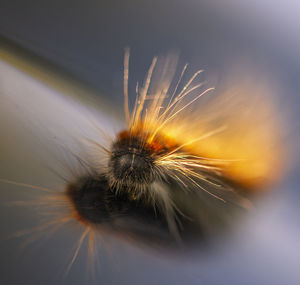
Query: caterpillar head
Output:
[[107, 130, 167, 194]]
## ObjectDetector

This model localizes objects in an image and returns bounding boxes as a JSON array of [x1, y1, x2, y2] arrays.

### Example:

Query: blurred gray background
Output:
[[0, 0, 300, 284]]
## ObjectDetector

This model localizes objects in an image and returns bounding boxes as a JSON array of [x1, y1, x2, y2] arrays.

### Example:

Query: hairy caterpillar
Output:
[[0, 40, 283, 274]]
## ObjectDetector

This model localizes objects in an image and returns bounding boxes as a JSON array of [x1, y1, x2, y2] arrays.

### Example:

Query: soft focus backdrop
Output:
[[0, 1, 300, 284]]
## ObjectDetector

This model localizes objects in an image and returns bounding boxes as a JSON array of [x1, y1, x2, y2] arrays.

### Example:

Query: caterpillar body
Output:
[[0, 41, 283, 270]]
